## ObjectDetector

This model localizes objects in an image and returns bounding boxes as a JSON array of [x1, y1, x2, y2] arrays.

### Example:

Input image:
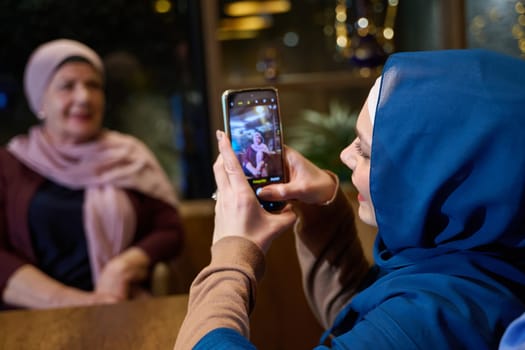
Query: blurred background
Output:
[[1, 0, 524, 199]]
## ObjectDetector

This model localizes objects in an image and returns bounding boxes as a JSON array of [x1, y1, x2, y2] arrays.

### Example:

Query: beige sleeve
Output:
[[294, 187, 370, 329], [174, 236, 265, 350]]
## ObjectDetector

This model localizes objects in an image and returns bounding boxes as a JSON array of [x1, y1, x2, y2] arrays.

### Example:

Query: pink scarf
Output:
[[7, 126, 178, 283]]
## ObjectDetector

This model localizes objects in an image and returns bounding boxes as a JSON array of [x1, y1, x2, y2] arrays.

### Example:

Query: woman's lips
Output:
[[357, 193, 366, 202]]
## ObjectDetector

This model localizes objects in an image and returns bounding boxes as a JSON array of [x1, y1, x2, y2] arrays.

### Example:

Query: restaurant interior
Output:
[[0, 0, 524, 349]]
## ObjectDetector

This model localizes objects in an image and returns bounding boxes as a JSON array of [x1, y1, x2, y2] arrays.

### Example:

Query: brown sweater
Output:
[[0, 148, 185, 308], [174, 188, 370, 349]]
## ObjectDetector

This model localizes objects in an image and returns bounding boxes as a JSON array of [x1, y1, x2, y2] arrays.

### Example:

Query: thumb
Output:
[[257, 183, 301, 202]]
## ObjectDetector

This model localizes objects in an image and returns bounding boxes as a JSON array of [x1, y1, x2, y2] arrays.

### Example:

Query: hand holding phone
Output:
[[221, 87, 287, 211]]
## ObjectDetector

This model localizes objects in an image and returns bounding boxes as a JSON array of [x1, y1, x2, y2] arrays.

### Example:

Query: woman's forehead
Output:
[[356, 102, 373, 144]]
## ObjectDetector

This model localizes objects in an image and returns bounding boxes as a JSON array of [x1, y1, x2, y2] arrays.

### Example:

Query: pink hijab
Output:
[[9, 39, 178, 283], [8, 128, 178, 283], [24, 39, 104, 117]]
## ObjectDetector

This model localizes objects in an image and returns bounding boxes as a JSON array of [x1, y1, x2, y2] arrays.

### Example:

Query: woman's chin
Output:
[[358, 206, 377, 227], [58, 129, 101, 145]]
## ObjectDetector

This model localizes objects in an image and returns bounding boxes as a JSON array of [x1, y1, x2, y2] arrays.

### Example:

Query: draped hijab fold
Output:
[[7, 127, 178, 283], [330, 49, 525, 349]]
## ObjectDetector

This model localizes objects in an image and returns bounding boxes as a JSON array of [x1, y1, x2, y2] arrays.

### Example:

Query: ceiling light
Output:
[[224, 0, 291, 17], [219, 15, 273, 31]]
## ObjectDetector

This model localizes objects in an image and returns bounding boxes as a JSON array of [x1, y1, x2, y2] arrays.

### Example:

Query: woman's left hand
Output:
[[95, 248, 150, 300], [213, 130, 297, 253]]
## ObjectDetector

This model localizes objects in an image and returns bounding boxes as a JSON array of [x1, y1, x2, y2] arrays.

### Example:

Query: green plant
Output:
[[287, 100, 357, 179]]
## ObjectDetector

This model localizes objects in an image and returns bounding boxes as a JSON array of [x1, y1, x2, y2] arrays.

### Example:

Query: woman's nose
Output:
[[74, 84, 90, 101], [340, 143, 356, 170]]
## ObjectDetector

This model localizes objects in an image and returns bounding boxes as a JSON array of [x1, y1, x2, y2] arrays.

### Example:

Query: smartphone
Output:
[[221, 87, 287, 211]]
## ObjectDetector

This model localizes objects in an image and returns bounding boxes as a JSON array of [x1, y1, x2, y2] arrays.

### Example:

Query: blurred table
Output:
[[0, 294, 188, 350]]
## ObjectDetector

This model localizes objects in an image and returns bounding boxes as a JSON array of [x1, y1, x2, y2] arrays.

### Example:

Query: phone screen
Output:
[[222, 87, 287, 211]]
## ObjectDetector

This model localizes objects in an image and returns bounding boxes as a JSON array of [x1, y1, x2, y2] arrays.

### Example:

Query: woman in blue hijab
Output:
[[174, 49, 525, 349]]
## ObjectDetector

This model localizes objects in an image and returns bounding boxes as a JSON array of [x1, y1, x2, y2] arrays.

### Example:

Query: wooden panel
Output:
[[441, 0, 467, 48]]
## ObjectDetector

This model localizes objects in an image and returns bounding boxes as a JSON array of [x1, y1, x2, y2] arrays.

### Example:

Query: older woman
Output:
[[175, 49, 525, 349], [0, 39, 184, 309], [242, 130, 271, 178]]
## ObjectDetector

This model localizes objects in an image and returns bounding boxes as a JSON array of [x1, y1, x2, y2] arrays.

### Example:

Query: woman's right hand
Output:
[[257, 146, 338, 205]]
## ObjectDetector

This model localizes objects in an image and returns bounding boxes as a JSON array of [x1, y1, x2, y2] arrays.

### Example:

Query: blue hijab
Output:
[[327, 49, 525, 349]]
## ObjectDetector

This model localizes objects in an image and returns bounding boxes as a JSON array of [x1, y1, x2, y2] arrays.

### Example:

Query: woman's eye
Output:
[[355, 141, 370, 159], [86, 80, 103, 90], [355, 141, 363, 155], [58, 82, 74, 90]]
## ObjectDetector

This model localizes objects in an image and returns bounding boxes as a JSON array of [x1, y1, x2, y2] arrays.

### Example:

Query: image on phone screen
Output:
[[223, 88, 286, 211]]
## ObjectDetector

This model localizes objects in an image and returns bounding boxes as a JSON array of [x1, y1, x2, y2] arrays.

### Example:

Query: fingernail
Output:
[[216, 130, 223, 141]]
